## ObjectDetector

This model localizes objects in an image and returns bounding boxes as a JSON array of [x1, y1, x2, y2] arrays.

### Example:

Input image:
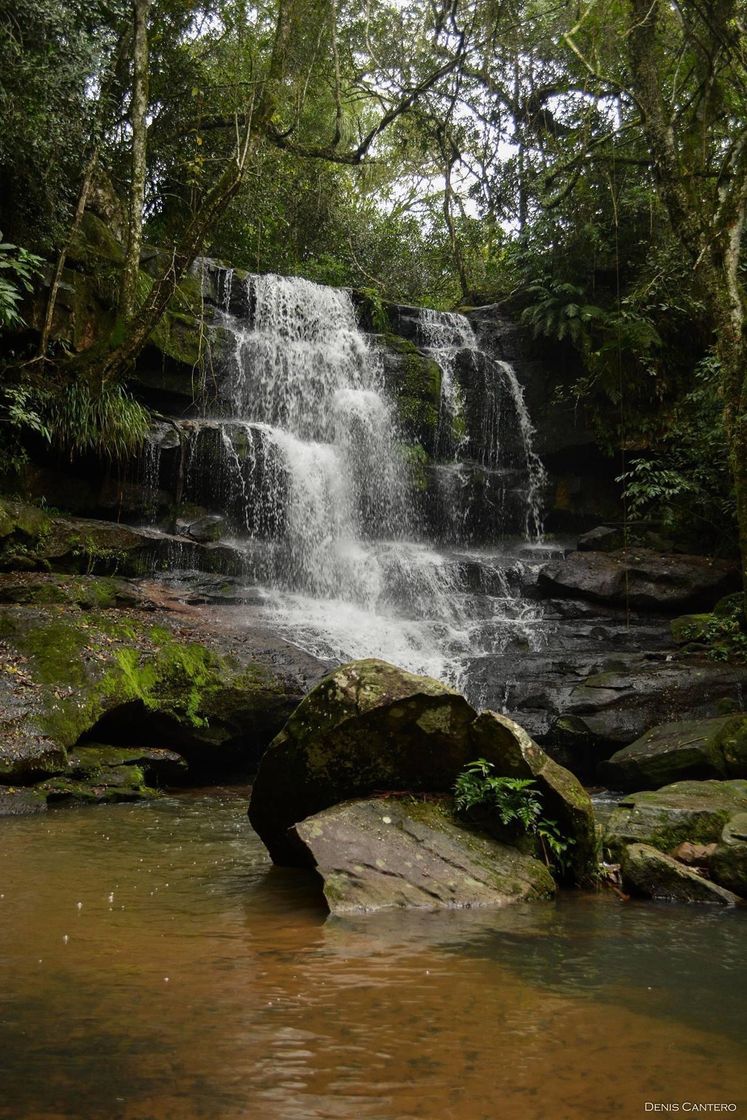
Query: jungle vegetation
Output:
[[0, 0, 746, 577]]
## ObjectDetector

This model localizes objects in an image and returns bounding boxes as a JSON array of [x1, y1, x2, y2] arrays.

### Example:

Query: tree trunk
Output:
[[120, 0, 150, 323]]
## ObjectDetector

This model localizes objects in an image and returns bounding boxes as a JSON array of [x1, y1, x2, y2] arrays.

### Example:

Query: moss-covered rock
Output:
[[469, 710, 597, 883], [0, 498, 208, 576], [249, 658, 593, 880], [249, 658, 478, 863], [620, 842, 741, 905], [0, 601, 303, 784], [68, 211, 125, 266], [0, 572, 139, 609], [599, 715, 747, 790], [293, 795, 555, 914], [67, 744, 187, 785], [380, 334, 443, 453], [38, 766, 158, 806], [0, 787, 49, 816], [603, 779, 747, 857], [709, 812, 747, 896]]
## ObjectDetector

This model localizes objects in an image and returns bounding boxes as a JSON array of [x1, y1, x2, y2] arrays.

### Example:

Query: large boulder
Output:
[[603, 779, 747, 857], [469, 711, 596, 882], [292, 796, 555, 914], [248, 659, 477, 863], [620, 843, 741, 906], [248, 658, 595, 878], [599, 715, 747, 790], [537, 549, 738, 611], [0, 594, 306, 790]]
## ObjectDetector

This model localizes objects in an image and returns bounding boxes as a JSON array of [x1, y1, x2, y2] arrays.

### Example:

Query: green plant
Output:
[[45, 380, 151, 460], [453, 758, 574, 876], [0, 234, 44, 330]]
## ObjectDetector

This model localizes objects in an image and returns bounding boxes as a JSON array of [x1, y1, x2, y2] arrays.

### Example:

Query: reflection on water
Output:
[[0, 790, 745, 1120]]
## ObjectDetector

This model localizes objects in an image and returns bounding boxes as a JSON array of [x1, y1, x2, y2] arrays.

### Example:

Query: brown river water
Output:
[[1, 788, 745, 1120]]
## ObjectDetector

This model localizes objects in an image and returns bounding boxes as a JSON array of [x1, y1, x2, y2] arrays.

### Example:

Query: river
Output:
[[1, 789, 744, 1119]]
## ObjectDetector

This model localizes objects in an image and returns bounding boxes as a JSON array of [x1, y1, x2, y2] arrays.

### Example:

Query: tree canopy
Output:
[[1, 0, 746, 577]]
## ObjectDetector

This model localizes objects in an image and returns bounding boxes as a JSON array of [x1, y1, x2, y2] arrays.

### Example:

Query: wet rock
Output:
[[0, 601, 305, 784], [537, 549, 738, 611], [249, 658, 477, 864], [292, 796, 555, 914], [709, 812, 747, 896], [249, 658, 591, 879], [599, 715, 747, 790], [0, 572, 139, 609], [469, 710, 597, 882], [0, 787, 48, 816], [603, 779, 747, 857], [577, 526, 625, 552], [553, 660, 747, 761], [620, 843, 741, 906], [67, 745, 187, 785], [38, 766, 158, 805], [185, 514, 226, 543]]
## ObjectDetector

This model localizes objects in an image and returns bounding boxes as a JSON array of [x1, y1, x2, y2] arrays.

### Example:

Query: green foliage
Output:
[[617, 354, 735, 548], [454, 759, 542, 828], [45, 380, 151, 461], [453, 758, 574, 876], [0, 236, 44, 330], [520, 280, 607, 345], [676, 601, 747, 664], [2, 376, 150, 464]]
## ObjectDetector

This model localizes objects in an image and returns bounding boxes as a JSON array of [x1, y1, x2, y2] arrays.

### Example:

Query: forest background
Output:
[[0, 0, 745, 573]]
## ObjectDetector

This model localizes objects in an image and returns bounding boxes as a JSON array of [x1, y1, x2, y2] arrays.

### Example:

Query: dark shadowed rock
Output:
[[249, 658, 594, 881], [248, 659, 478, 864], [469, 710, 596, 882], [0, 787, 48, 816], [552, 660, 747, 765], [292, 796, 555, 913], [185, 515, 226, 543], [620, 843, 741, 905], [599, 716, 747, 790], [710, 812, 747, 896], [603, 780, 747, 857], [537, 549, 738, 611], [577, 526, 625, 552]]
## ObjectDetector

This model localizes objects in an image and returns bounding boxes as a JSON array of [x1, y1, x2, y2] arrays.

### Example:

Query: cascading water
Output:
[[145, 269, 550, 693], [418, 306, 546, 542]]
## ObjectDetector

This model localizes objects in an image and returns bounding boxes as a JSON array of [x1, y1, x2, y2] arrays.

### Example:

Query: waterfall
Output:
[[417, 306, 546, 542], [146, 270, 549, 689]]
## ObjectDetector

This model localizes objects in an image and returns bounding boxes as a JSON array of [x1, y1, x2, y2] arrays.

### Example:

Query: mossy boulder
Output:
[[0, 572, 139, 609], [599, 716, 747, 791], [249, 659, 477, 863], [38, 765, 158, 806], [249, 658, 593, 879], [68, 211, 124, 266], [0, 498, 203, 576], [620, 843, 741, 906], [469, 710, 597, 883], [603, 779, 747, 857], [67, 744, 187, 785], [292, 796, 555, 914], [0, 603, 302, 783]]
